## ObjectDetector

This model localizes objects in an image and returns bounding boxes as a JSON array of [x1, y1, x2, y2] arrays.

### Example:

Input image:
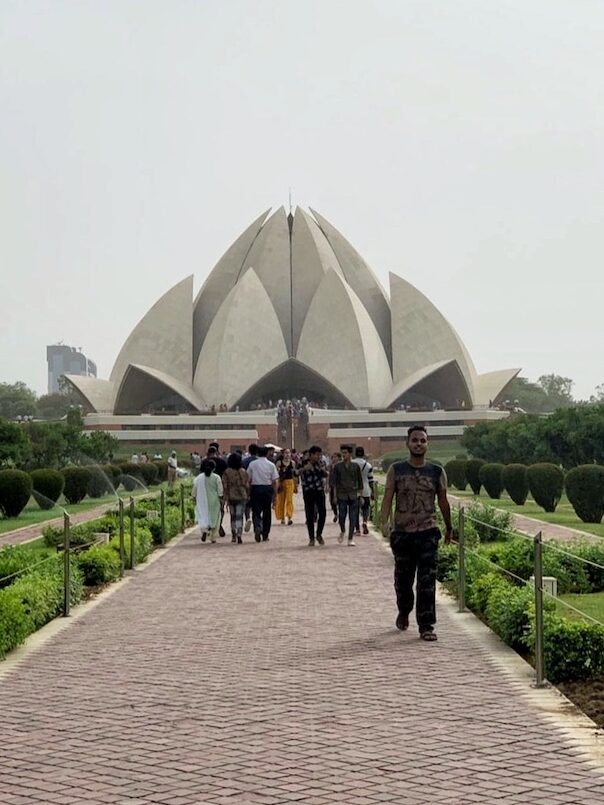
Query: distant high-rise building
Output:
[[47, 344, 97, 394]]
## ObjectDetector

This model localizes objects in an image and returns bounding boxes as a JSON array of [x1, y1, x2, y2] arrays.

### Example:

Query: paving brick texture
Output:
[[1, 512, 604, 804]]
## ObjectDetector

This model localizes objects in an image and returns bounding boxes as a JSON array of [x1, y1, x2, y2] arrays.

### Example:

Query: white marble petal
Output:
[[383, 359, 472, 409], [310, 208, 392, 363], [193, 268, 289, 408], [109, 276, 194, 410], [193, 209, 270, 365], [297, 269, 392, 409], [62, 376, 114, 413], [474, 368, 521, 406], [114, 365, 206, 413], [389, 271, 476, 398], [290, 208, 344, 354], [242, 207, 292, 354]]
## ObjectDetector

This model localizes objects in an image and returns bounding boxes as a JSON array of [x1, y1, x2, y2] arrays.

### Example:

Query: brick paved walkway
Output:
[[1, 514, 604, 804]]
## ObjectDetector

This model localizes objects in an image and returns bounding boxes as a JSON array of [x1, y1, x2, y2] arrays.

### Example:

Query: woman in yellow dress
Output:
[[275, 448, 297, 525]]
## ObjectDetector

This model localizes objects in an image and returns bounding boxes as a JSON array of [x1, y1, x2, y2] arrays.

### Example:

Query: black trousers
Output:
[[303, 489, 326, 539], [250, 485, 274, 538], [390, 528, 440, 632]]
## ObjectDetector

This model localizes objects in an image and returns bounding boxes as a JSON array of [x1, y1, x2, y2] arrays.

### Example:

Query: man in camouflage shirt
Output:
[[380, 425, 453, 641]]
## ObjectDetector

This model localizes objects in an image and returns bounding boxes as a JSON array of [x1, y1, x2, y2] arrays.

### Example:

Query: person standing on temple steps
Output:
[[380, 425, 453, 642]]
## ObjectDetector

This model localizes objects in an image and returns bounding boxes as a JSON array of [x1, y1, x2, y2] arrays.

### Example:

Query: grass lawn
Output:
[[557, 592, 604, 626], [0, 485, 163, 536], [451, 489, 604, 540]]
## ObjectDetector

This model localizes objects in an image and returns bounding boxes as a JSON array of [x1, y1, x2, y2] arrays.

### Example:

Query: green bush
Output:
[[77, 544, 121, 586], [570, 542, 604, 592], [0, 469, 33, 518], [466, 459, 486, 495], [30, 468, 64, 510], [444, 459, 467, 491], [87, 466, 115, 499], [564, 465, 604, 523], [465, 501, 512, 542], [138, 462, 159, 487], [478, 463, 504, 499], [436, 543, 457, 582], [103, 464, 122, 490], [0, 560, 83, 658], [0, 545, 53, 589], [536, 614, 604, 682], [527, 463, 564, 512], [485, 582, 534, 650], [120, 463, 144, 492], [62, 467, 92, 505], [0, 588, 32, 657], [153, 461, 167, 482], [502, 463, 529, 505], [467, 571, 508, 615]]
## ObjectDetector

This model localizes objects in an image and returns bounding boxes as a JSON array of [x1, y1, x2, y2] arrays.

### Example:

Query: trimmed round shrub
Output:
[[30, 469, 64, 510], [527, 463, 564, 513], [87, 467, 115, 499], [466, 459, 486, 495], [62, 467, 92, 505], [138, 462, 159, 487], [0, 470, 33, 518], [565, 465, 604, 523], [102, 464, 122, 491], [445, 459, 467, 491], [119, 463, 144, 492], [502, 464, 529, 506], [478, 463, 504, 499]]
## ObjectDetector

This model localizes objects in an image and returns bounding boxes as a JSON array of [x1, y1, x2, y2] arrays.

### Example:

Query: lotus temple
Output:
[[65, 206, 518, 453]]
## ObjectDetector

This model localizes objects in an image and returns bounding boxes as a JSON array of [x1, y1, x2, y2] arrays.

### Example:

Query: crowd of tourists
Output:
[[186, 441, 375, 547], [183, 425, 453, 642]]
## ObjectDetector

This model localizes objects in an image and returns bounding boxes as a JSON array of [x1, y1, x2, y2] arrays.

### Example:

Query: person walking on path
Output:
[[222, 452, 250, 544], [242, 443, 258, 532], [275, 448, 297, 525], [380, 425, 453, 641], [328, 452, 341, 523], [192, 459, 224, 543], [299, 445, 328, 546], [353, 446, 374, 536], [333, 444, 363, 545], [247, 445, 279, 542], [167, 451, 178, 490]]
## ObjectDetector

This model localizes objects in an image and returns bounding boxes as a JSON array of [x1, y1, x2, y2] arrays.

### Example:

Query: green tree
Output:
[[0, 418, 32, 467], [0, 382, 38, 420], [537, 374, 574, 408], [503, 377, 550, 414], [77, 431, 119, 464], [36, 393, 74, 421]]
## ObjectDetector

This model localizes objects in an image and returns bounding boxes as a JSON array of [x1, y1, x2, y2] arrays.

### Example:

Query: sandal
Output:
[[420, 631, 437, 642]]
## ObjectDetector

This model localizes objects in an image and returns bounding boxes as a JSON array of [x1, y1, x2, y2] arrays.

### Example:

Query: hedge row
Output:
[[0, 463, 166, 519], [445, 459, 604, 522]]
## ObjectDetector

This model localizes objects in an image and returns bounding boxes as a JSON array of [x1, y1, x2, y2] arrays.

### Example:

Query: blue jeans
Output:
[[338, 498, 358, 539]]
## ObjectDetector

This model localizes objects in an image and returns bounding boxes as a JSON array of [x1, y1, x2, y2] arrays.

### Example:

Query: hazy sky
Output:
[[1, 0, 602, 399]]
